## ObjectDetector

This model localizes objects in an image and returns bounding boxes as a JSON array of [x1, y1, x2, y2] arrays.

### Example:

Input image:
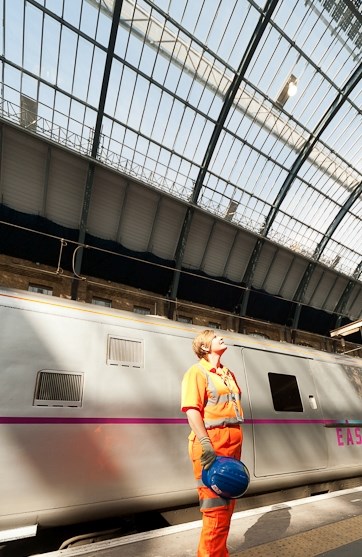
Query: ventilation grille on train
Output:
[[34, 371, 84, 407], [107, 336, 144, 367]]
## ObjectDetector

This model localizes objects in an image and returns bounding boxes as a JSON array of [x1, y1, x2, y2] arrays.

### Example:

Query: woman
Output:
[[181, 330, 244, 557]]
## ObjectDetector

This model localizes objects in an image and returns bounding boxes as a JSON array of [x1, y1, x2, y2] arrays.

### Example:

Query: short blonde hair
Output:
[[192, 329, 215, 359]]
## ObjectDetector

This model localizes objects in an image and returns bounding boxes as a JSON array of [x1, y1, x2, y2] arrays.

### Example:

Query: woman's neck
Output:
[[206, 353, 222, 369]]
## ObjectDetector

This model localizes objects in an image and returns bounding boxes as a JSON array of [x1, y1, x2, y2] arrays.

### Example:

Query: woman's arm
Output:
[[186, 408, 216, 469], [185, 408, 208, 440]]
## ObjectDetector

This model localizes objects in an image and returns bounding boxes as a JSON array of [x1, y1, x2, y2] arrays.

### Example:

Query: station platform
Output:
[[36, 486, 362, 557]]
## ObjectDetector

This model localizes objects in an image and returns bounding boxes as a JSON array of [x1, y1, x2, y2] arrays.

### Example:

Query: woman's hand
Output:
[[199, 436, 216, 469]]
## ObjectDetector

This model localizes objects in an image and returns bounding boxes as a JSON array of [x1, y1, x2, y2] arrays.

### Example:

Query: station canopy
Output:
[[0, 0, 361, 331]]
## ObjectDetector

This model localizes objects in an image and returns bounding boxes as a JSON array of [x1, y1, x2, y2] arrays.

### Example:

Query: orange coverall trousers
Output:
[[189, 425, 243, 557]]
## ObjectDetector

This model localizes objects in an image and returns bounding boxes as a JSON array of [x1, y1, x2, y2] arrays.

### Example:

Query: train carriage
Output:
[[0, 287, 361, 540]]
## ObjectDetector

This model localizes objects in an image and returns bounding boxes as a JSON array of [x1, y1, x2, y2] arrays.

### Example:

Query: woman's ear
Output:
[[201, 344, 209, 353]]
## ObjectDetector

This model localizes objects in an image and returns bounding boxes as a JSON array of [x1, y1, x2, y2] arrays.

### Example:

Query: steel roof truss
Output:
[[168, 0, 280, 302]]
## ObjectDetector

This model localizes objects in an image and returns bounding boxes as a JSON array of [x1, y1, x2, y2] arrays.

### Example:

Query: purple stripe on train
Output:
[[1, 417, 361, 425]]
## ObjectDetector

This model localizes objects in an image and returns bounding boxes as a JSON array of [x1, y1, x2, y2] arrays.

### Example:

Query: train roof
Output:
[[1, 286, 361, 368]]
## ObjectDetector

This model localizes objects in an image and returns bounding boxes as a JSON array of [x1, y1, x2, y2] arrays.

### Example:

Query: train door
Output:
[[242, 348, 327, 477]]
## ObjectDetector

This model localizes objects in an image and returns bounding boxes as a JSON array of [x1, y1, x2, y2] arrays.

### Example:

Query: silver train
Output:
[[1, 287, 361, 541]]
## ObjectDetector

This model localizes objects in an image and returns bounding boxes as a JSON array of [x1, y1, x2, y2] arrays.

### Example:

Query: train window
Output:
[[28, 284, 53, 296], [208, 321, 221, 329], [268, 373, 303, 412], [107, 335, 144, 367], [248, 332, 270, 339], [177, 315, 193, 324], [34, 371, 84, 407], [133, 305, 151, 315], [92, 297, 112, 307]]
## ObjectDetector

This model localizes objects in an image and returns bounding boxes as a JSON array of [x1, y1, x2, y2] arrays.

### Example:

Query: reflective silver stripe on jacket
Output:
[[197, 364, 243, 428]]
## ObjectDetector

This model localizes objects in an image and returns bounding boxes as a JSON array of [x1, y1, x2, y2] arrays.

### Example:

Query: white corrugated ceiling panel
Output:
[[309, 270, 340, 309], [346, 285, 362, 320], [262, 249, 295, 295], [149, 197, 186, 260], [315, 273, 348, 313], [303, 267, 325, 306], [117, 183, 161, 252], [46, 149, 87, 229], [202, 221, 240, 278], [2, 127, 47, 214], [87, 168, 127, 241], [224, 231, 256, 283], [253, 242, 279, 289], [278, 256, 308, 300], [183, 212, 214, 269]]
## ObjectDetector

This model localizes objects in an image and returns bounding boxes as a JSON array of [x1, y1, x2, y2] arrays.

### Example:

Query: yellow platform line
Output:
[[232, 515, 362, 557]]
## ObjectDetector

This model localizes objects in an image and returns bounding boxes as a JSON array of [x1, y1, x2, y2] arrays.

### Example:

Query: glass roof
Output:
[[1, 0, 361, 277]]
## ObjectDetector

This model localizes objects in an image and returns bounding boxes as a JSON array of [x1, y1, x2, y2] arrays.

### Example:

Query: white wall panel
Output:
[[87, 167, 128, 241], [117, 184, 160, 251], [150, 197, 186, 260], [46, 149, 87, 228], [2, 128, 47, 214]]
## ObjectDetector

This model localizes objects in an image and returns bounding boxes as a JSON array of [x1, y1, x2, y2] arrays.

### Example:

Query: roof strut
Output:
[[237, 61, 362, 319], [331, 258, 362, 329], [291, 180, 362, 328], [71, 0, 124, 300], [167, 0, 280, 313]]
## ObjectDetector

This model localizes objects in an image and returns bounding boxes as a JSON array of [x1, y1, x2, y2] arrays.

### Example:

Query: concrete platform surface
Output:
[[34, 486, 362, 557]]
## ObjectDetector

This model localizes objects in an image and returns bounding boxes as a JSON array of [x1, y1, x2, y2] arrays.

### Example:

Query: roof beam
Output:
[[72, 0, 124, 298], [237, 62, 362, 317], [334, 259, 362, 327], [289, 180, 362, 328], [314, 181, 362, 260], [117, 0, 360, 190], [41, 146, 52, 217], [330, 321, 362, 338], [293, 180, 362, 303], [167, 0, 280, 303], [263, 68, 362, 239]]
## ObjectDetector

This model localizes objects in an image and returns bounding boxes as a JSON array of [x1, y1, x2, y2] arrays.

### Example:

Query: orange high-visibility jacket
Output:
[[181, 358, 243, 428]]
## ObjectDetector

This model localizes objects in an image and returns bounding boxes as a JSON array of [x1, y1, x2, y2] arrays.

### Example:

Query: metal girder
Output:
[[0, 125, 3, 202], [263, 67, 362, 239], [330, 320, 362, 338], [237, 61, 362, 317], [72, 0, 124, 298], [41, 146, 52, 217], [146, 194, 163, 253], [167, 0, 280, 302], [314, 181, 362, 259], [118, 0, 360, 191], [334, 259, 362, 327], [290, 180, 362, 328], [199, 221, 217, 271], [293, 180, 362, 305]]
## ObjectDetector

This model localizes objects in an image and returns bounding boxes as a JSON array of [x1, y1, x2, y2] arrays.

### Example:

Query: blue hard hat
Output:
[[202, 456, 250, 499]]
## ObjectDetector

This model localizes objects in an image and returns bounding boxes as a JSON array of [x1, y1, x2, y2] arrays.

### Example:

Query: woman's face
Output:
[[210, 335, 227, 355]]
